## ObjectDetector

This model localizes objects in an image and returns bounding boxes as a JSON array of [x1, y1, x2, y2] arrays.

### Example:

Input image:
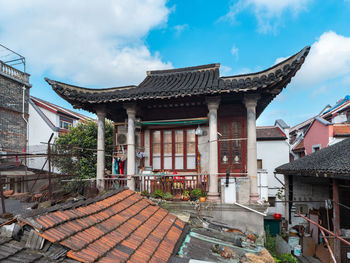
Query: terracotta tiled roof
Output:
[[256, 126, 286, 140], [18, 189, 185, 263], [333, 125, 350, 137]]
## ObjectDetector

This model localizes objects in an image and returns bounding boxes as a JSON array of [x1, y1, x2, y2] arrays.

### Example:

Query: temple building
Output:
[[46, 47, 309, 209]]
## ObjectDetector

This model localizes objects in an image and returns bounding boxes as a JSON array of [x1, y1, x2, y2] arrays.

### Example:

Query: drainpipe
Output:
[[22, 86, 28, 191], [274, 172, 287, 219]]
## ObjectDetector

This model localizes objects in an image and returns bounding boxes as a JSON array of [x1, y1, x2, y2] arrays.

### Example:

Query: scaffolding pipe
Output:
[[297, 212, 350, 246], [320, 228, 337, 263]]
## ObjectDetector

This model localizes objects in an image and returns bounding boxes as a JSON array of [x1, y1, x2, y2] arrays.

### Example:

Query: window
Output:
[[59, 116, 73, 130], [312, 144, 321, 153], [257, 159, 263, 169], [268, 197, 276, 207], [151, 128, 197, 170]]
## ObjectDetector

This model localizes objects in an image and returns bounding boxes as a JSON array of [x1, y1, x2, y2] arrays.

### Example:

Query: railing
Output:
[[135, 174, 207, 196], [104, 174, 127, 190], [104, 174, 208, 197], [0, 61, 30, 84]]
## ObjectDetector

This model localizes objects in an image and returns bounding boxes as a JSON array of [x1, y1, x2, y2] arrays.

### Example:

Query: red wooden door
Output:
[[218, 116, 246, 175]]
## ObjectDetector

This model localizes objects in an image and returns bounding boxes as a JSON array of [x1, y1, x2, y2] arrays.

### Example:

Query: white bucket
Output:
[[294, 244, 302, 256]]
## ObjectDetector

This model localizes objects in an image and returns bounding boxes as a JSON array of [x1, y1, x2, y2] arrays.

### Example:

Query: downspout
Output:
[[22, 86, 28, 191], [274, 172, 288, 220]]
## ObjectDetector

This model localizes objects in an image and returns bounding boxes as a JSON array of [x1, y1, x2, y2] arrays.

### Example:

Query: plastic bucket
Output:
[[294, 245, 301, 256]]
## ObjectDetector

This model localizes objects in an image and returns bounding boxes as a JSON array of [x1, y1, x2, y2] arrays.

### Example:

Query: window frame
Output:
[[150, 127, 198, 171], [59, 115, 73, 130]]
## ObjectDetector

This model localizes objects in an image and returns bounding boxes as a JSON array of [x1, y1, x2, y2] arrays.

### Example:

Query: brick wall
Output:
[[0, 73, 30, 154]]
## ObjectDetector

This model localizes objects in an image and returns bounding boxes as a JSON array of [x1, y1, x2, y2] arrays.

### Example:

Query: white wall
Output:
[[257, 140, 290, 216], [28, 103, 58, 171], [287, 176, 330, 227], [332, 112, 347, 123]]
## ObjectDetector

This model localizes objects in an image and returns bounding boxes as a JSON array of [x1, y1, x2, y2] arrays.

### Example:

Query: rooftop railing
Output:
[[0, 60, 30, 84]]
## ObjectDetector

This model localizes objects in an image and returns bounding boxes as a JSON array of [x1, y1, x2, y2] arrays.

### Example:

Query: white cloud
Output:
[[220, 65, 233, 76], [0, 0, 172, 86], [231, 45, 239, 57], [224, 0, 311, 33], [173, 24, 188, 35], [289, 31, 350, 87]]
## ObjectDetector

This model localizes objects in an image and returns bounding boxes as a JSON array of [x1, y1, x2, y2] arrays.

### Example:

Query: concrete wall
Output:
[[257, 140, 289, 216], [165, 202, 266, 236], [0, 75, 29, 154], [287, 176, 330, 227], [304, 120, 331, 155]]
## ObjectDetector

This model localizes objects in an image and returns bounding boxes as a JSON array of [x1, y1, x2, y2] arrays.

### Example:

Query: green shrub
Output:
[[163, 192, 173, 200], [183, 190, 190, 197], [279, 253, 298, 263], [141, 190, 150, 197], [190, 188, 202, 200], [152, 189, 164, 199]]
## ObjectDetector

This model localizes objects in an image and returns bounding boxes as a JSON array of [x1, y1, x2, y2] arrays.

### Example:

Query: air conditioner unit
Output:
[[116, 133, 127, 145]]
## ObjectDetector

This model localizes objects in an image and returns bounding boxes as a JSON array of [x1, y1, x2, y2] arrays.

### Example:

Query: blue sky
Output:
[[1, 0, 350, 127]]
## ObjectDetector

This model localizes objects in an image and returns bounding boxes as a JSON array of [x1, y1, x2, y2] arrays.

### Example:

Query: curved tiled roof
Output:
[[46, 47, 310, 115], [276, 137, 350, 177]]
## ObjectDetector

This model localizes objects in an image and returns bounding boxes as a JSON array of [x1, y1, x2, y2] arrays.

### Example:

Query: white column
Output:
[[244, 95, 259, 203], [96, 110, 106, 192], [207, 97, 220, 201], [126, 106, 136, 190]]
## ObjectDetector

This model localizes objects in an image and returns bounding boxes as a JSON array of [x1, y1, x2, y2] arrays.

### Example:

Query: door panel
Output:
[[218, 116, 246, 175]]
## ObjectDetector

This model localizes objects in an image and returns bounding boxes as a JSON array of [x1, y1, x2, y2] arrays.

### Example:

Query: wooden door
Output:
[[218, 116, 246, 175]]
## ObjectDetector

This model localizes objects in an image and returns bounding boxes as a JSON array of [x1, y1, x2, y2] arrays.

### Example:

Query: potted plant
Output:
[[164, 192, 173, 201], [190, 188, 202, 201], [183, 190, 190, 201], [199, 190, 207, 202], [151, 189, 164, 199], [141, 190, 150, 198]]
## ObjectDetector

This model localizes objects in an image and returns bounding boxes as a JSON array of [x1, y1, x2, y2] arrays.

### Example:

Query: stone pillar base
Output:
[[207, 192, 221, 202], [249, 193, 260, 203]]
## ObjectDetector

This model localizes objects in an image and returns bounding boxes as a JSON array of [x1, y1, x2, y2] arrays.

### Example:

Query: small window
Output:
[[312, 144, 321, 153], [59, 116, 73, 130], [268, 197, 276, 207], [257, 159, 263, 169]]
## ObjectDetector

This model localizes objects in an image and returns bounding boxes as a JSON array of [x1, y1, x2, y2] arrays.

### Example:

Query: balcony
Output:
[[104, 174, 208, 200], [0, 60, 30, 85]]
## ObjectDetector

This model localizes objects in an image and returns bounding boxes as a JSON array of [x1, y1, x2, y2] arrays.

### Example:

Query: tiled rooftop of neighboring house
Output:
[[276, 137, 350, 176], [333, 124, 350, 137], [31, 96, 93, 122], [292, 139, 305, 152], [17, 188, 186, 263], [256, 126, 287, 140]]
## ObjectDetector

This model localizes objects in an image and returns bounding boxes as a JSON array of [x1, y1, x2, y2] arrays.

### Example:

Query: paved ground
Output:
[[0, 199, 32, 216]]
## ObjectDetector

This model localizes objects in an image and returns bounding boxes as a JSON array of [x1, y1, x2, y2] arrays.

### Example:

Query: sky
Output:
[[1, 0, 350, 127]]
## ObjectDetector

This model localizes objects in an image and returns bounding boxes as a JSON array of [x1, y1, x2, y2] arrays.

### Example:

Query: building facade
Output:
[[256, 121, 289, 216], [0, 60, 31, 155], [28, 96, 93, 171], [46, 47, 309, 208]]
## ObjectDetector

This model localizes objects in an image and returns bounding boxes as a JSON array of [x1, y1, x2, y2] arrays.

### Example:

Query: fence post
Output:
[[48, 133, 54, 200]]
